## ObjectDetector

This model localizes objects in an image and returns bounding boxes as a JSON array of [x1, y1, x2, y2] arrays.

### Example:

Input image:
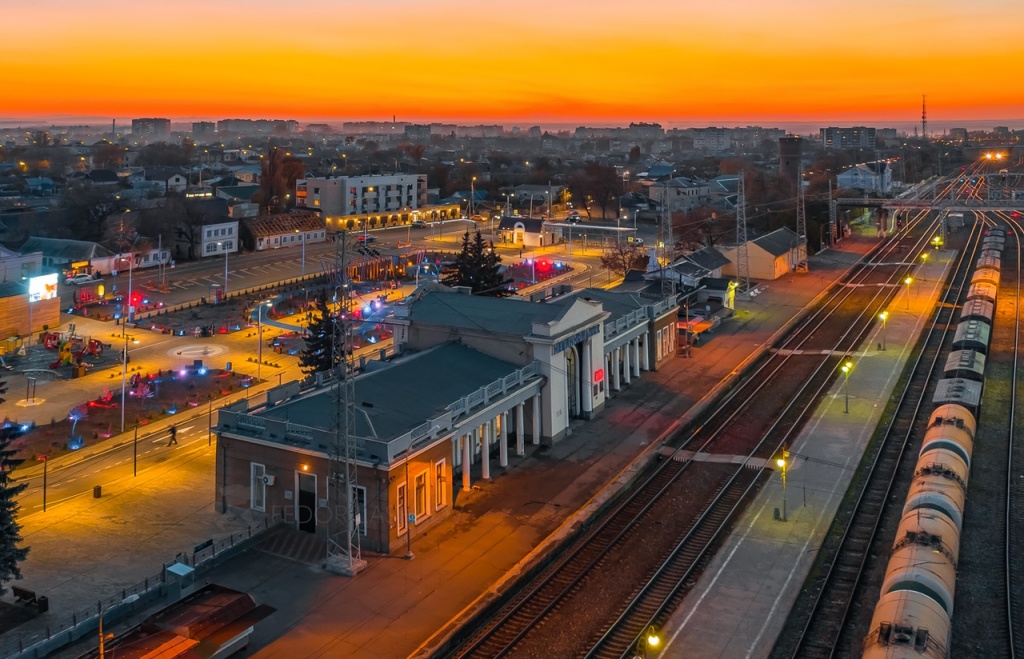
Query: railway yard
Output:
[[429, 169, 1024, 659]]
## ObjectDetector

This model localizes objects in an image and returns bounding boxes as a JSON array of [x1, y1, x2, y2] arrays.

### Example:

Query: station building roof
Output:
[[261, 342, 522, 443]]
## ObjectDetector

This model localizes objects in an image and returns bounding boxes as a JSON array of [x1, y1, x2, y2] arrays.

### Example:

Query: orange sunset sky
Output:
[[4, 0, 1023, 128]]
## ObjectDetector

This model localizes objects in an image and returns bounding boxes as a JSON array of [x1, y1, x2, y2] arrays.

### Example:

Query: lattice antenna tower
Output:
[[326, 231, 366, 576], [921, 94, 927, 140], [661, 181, 674, 299], [795, 164, 808, 272], [735, 170, 750, 295]]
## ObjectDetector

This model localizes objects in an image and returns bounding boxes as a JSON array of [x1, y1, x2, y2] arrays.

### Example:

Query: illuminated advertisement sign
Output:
[[28, 273, 58, 303]]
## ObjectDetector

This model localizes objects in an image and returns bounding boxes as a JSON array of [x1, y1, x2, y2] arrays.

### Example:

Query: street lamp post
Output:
[[21, 277, 33, 347], [841, 360, 853, 414], [879, 311, 888, 351], [469, 176, 476, 219], [257, 301, 271, 383], [776, 449, 789, 521], [37, 455, 47, 512], [904, 276, 913, 310], [221, 243, 229, 297], [120, 251, 136, 434]]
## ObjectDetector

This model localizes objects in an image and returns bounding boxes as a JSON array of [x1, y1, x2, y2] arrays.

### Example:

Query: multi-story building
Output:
[[648, 177, 711, 213], [215, 119, 297, 135], [691, 128, 732, 153], [131, 118, 171, 143], [192, 121, 216, 137], [820, 126, 877, 149], [294, 173, 442, 233], [948, 127, 969, 144], [404, 124, 432, 141]]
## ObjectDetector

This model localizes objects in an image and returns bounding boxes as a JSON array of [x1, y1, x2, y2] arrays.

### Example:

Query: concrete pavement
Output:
[[2, 233, 879, 659]]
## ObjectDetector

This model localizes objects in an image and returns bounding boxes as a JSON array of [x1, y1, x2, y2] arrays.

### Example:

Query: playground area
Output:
[[3, 366, 254, 462]]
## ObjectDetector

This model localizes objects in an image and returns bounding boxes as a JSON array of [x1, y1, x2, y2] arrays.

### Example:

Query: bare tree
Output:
[[600, 241, 650, 278]]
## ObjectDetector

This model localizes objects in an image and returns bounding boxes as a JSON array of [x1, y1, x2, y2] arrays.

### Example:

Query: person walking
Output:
[[167, 424, 178, 446]]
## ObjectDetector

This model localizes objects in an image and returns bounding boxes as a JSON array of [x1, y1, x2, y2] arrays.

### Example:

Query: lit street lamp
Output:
[[218, 242, 229, 298], [776, 449, 789, 522], [904, 276, 913, 310], [637, 626, 661, 659], [257, 300, 272, 383], [879, 311, 888, 351], [841, 360, 853, 414]]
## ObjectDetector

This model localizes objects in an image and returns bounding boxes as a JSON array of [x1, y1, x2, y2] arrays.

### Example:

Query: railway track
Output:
[[775, 218, 985, 658], [438, 217, 946, 659], [948, 214, 1024, 657]]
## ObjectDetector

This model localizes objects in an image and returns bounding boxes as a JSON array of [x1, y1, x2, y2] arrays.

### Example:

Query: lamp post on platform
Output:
[[841, 360, 853, 413], [879, 311, 888, 351]]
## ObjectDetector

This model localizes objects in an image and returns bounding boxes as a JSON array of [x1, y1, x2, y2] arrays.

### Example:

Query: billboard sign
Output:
[[28, 273, 58, 303]]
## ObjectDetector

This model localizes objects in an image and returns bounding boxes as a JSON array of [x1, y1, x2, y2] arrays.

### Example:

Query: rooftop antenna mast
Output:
[[326, 231, 366, 577], [735, 170, 751, 297]]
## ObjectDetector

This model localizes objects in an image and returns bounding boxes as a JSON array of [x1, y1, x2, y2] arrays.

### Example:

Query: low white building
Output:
[[837, 162, 892, 195], [719, 227, 805, 281], [200, 221, 241, 258]]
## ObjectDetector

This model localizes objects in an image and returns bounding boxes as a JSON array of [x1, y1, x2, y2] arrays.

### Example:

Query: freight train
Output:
[[862, 226, 1006, 658]]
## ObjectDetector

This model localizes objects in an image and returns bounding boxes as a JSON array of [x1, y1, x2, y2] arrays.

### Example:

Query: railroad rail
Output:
[[776, 218, 985, 658], [437, 213, 946, 659]]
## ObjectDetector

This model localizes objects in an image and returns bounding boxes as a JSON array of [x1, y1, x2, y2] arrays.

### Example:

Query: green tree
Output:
[[0, 377, 29, 594], [299, 295, 340, 375], [442, 231, 511, 297]]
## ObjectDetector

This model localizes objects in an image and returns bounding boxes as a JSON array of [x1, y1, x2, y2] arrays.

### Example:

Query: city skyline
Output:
[[4, 0, 1024, 128]]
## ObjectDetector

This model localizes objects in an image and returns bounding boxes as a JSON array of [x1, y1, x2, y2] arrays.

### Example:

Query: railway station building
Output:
[[214, 284, 677, 553]]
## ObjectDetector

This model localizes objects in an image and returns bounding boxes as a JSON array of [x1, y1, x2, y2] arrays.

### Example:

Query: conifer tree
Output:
[[441, 230, 511, 297], [299, 294, 340, 375], [0, 377, 28, 594]]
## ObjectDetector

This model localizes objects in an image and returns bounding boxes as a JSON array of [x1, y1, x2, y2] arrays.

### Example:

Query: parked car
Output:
[[411, 219, 427, 228], [66, 274, 97, 285]]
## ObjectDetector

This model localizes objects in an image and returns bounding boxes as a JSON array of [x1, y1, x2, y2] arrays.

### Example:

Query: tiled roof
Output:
[[242, 211, 324, 238]]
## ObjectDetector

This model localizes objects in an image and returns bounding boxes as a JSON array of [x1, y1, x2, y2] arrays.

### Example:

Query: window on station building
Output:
[[414, 471, 428, 518], [435, 459, 447, 510], [250, 463, 266, 512], [396, 482, 408, 535]]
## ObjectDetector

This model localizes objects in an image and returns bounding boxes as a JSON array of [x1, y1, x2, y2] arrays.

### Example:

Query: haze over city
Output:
[[4, 0, 1024, 129]]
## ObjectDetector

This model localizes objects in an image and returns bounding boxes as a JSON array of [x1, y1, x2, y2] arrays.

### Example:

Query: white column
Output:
[[612, 347, 621, 391], [641, 335, 650, 371], [499, 412, 509, 467], [623, 341, 632, 385], [532, 395, 541, 445], [461, 434, 471, 492], [516, 403, 525, 456], [581, 340, 593, 413], [632, 338, 641, 376], [481, 422, 491, 480]]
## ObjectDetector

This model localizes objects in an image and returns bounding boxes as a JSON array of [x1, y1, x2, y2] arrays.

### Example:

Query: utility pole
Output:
[[735, 170, 750, 297], [661, 181, 674, 300], [795, 165, 808, 272], [326, 231, 366, 577]]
